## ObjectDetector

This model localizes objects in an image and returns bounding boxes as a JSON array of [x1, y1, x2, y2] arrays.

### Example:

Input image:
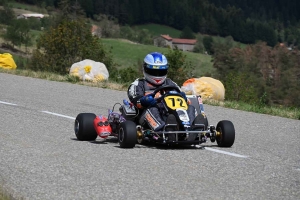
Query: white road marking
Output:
[[204, 147, 249, 158], [0, 101, 17, 106], [41, 111, 75, 120]]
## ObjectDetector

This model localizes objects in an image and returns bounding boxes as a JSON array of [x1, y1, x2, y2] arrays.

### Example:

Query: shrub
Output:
[[165, 47, 194, 85], [29, 18, 114, 74], [0, 3, 15, 25]]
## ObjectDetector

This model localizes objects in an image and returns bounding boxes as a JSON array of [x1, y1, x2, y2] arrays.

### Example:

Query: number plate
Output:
[[164, 95, 188, 110]]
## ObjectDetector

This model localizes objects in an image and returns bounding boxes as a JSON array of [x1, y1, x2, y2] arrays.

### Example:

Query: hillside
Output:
[[101, 38, 213, 76]]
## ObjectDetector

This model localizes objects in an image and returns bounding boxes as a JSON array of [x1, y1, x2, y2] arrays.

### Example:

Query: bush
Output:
[[0, 4, 15, 25], [213, 42, 300, 107], [3, 19, 32, 49], [29, 18, 114, 74], [165, 47, 194, 86]]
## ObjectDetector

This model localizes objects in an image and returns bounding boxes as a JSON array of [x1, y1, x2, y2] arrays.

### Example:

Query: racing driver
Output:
[[127, 52, 200, 141]]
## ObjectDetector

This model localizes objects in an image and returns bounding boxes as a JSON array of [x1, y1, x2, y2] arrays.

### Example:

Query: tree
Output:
[[28, 0, 114, 74], [0, 3, 15, 25], [3, 19, 32, 50], [193, 34, 205, 53], [165, 46, 194, 85], [30, 17, 113, 74], [203, 36, 214, 54], [179, 26, 195, 39]]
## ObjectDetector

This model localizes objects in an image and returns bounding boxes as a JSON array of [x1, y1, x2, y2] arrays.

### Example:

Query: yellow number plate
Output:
[[164, 95, 188, 110]]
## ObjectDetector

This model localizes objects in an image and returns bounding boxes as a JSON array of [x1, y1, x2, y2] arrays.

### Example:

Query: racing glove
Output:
[[140, 94, 156, 107]]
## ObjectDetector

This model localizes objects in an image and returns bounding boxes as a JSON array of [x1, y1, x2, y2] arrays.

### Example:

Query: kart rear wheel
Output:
[[119, 121, 137, 148], [74, 113, 98, 141], [216, 120, 235, 147]]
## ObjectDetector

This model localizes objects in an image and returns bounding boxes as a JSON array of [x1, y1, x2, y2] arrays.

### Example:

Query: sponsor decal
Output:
[[169, 91, 178, 94], [145, 112, 159, 129]]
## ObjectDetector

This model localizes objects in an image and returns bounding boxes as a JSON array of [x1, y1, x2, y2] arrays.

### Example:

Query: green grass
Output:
[[133, 23, 182, 38], [7, 1, 48, 14], [0, 185, 11, 200], [29, 29, 42, 46], [212, 35, 247, 48], [101, 38, 214, 76]]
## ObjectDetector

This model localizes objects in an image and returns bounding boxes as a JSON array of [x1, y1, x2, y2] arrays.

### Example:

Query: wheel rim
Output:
[[137, 129, 143, 144], [119, 127, 124, 142], [74, 120, 79, 135], [216, 128, 222, 143]]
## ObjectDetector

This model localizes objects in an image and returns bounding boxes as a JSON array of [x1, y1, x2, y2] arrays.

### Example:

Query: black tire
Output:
[[119, 121, 137, 148], [216, 120, 235, 147], [74, 113, 98, 141]]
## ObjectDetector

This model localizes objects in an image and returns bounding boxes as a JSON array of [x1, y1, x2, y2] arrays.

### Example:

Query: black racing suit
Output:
[[127, 78, 197, 131]]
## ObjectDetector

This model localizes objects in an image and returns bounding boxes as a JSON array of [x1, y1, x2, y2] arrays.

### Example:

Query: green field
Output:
[[133, 23, 182, 38], [101, 38, 214, 76], [6, 1, 48, 14]]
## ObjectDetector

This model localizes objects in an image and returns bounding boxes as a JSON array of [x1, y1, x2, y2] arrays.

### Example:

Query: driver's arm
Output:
[[127, 80, 144, 108]]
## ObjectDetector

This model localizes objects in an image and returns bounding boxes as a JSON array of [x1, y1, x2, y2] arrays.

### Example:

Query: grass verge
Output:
[[0, 184, 13, 200]]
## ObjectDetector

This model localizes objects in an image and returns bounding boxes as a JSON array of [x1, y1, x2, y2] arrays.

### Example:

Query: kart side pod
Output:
[[93, 115, 112, 138]]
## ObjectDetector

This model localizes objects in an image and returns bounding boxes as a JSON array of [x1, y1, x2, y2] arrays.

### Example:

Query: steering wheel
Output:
[[151, 85, 182, 98]]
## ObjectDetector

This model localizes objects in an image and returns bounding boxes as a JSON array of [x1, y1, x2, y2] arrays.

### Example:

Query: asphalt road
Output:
[[0, 73, 299, 200]]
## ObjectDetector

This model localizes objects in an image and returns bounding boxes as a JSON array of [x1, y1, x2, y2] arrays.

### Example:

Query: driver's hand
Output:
[[154, 92, 162, 99], [140, 94, 157, 107]]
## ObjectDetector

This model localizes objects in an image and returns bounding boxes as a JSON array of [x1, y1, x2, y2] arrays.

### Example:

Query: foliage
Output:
[[213, 42, 300, 107], [165, 47, 194, 85], [0, 3, 15, 25], [29, 18, 113, 74], [11, 0, 300, 47], [193, 34, 205, 53], [110, 66, 141, 85], [27, 17, 41, 30], [3, 19, 32, 50], [203, 36, 214, 54], [133, 23, 181, 38], [40, 15, 55, 29], [94, 14, 120, 38], [119, 25, 153, 45], [179, 26, 195, 39]]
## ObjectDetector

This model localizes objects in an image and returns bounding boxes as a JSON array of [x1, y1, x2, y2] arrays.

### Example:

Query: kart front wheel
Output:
[[119, 121, 137, 148], [74, 113, 98, 141], [216, 120, 235, 147]]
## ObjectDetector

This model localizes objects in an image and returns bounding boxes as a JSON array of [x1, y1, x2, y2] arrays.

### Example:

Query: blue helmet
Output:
[[143, 52, 168, 85]]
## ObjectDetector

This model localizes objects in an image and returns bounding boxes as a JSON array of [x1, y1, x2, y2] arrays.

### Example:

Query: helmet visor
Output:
[[144, 65, 168, 77]]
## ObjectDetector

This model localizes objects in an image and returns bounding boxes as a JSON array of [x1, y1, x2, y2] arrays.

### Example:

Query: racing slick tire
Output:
[[216, 120, 235, 147], [74, 113, 98, 141], [119, 121, 137, 148]]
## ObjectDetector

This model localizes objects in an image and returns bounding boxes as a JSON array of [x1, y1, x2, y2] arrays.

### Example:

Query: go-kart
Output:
[[74, 85, 235, 148]]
